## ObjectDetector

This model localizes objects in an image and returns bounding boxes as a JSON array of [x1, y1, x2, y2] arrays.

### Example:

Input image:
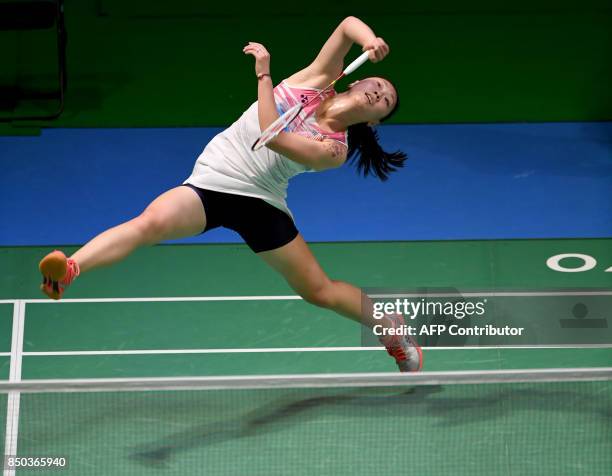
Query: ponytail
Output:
[[347, 123, 407, 181], [346, 89, 407, 181]]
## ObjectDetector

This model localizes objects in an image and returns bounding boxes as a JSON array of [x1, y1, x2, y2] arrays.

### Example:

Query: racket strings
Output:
[[252, 74, 344, 151]]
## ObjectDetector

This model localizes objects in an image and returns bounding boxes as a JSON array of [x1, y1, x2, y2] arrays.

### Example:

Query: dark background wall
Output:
[[1, 0, 611, 133]]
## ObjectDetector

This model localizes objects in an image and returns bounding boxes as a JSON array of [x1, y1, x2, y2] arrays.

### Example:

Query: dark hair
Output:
[[346, 84, 407, 181]]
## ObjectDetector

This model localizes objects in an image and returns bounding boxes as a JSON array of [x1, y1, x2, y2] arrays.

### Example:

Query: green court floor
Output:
[[2, 238, 612, 300], [1, 239, 611, 474], [2, 238, 611, 376]]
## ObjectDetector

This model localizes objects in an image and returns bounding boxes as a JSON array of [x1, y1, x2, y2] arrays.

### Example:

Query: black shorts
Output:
[[181, 184, 298, 253]]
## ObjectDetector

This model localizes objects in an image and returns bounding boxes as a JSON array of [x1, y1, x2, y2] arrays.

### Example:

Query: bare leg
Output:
[[259, 235, 423, 371], [72, 187, 206, 273], [258, 234, 378, 329]]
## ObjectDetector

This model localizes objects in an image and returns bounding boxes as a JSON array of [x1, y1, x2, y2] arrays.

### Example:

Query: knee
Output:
[[300, 281, 336, 309], [133, 210, 170, 242]]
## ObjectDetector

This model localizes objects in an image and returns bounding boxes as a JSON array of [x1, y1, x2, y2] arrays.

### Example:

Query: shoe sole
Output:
[[39, 250, 68, 281], [39, 251, 67, 300], [388, 314, 424, 372], [405, 334, 424, 372]]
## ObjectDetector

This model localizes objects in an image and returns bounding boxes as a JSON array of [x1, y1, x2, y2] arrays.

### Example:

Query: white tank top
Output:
[[183, 81, 348, 219]]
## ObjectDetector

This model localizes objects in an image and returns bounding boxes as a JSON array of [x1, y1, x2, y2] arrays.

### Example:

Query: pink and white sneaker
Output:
[[39, 250, 80, 300], [379, 314, 423, 372]]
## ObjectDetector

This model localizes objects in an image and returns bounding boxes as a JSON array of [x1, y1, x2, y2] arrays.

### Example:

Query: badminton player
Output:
[[38, 16, 421, 372]]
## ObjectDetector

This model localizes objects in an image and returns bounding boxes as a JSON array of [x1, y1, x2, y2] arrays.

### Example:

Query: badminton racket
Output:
[[251, 51, 370, 151]]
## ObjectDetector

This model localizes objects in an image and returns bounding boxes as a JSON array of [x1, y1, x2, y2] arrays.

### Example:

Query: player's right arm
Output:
[[285, 17, 389, 87]]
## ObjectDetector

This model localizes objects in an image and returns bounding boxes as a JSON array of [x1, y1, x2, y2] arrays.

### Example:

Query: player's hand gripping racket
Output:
[[251, 51, 371, 151]]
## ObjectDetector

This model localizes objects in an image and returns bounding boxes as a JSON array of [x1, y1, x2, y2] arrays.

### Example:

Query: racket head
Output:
[[251, 104, 302, 151]]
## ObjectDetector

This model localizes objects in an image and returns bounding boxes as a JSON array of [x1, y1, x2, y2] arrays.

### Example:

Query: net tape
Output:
[[1, 368, 611, 393]]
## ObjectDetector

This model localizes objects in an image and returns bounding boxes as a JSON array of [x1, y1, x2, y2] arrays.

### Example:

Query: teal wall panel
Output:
[[1, 1, 610, 131]]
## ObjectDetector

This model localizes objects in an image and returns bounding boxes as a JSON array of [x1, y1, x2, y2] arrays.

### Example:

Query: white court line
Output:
[[369, 291, 612, 298], [0, 290, 610, 306], [0, 296, 302, 305], [0, 353, 10, 357], [3, 301, 25, 476], [23, 295, 303, 304], [19, 343, 612, 357], [22, 347, 377, 356]]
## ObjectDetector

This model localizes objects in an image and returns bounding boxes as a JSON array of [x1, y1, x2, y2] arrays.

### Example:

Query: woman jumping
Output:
[[38, 16, 422, 372]]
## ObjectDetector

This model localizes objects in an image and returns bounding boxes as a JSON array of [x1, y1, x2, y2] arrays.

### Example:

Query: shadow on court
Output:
[[128, 382, 612, 468]]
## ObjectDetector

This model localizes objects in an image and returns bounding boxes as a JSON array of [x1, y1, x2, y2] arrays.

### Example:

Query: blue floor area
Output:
[[1, 122, 610, 246]]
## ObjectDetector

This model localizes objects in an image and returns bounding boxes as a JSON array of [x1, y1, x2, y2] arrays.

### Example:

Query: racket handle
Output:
[[343, 51, 370, 76]]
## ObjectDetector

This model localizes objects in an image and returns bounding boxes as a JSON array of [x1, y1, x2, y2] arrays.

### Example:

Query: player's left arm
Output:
[[267, 135, 347, 171], [243, 42, 279, 131], [242, 40, 348, 167]]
